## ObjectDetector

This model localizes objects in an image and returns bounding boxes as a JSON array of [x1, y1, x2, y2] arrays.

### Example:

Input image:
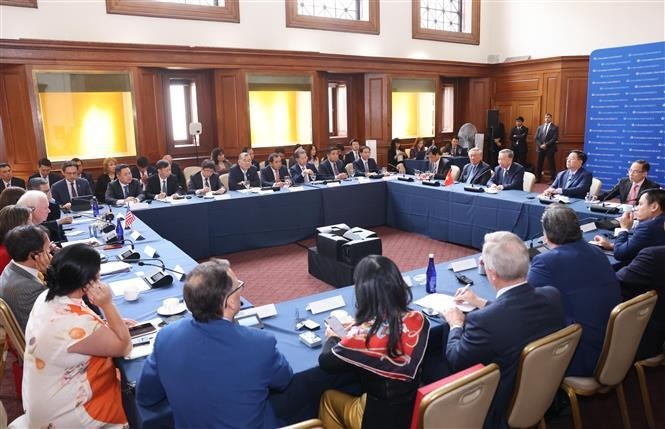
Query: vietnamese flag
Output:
[[444, 169, 454, 186]]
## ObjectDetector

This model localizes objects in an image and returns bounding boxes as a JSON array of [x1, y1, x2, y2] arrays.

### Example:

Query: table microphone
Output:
[[133, 259, 187, 279]]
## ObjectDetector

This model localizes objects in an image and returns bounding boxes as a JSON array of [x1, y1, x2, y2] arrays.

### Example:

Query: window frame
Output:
[[285, 0, 380, 35], [412, 0, 480, 45], [0, 0, 37, 7], [106, 0, 240, 23]]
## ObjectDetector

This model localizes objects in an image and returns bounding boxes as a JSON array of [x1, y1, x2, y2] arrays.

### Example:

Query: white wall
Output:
[[0, 1, 662, 63]]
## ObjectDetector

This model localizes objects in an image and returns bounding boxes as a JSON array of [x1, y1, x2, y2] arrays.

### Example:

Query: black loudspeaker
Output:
[[341, 237, 382, 266], [487, 109, 500, 130], [316, 233, 348, 260]]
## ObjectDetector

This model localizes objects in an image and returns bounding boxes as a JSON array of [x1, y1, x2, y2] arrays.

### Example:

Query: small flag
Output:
[[125, 207, 136, 229], [444, 169, 454, 187]]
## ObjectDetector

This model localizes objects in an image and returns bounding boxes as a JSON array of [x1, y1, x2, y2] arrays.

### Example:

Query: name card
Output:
[[130, 230, 145, 241], [144, 245, 159, 258], [173, 264, 186, 281]]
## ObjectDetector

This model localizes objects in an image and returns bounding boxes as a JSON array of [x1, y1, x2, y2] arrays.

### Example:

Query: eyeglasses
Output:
[[223, 281, 245, 308]]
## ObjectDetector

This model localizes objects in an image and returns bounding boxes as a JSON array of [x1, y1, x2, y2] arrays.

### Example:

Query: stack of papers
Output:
[[109, 277, 150, 296], [100, 261, 132, 276], [413, 293, 476, 313]]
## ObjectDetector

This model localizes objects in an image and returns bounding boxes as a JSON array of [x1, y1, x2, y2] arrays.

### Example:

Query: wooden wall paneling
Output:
[[352, 73, 366, 145], [514, 99, 541, 168], [364, 74, 390, 166], [559, 72, 588, 141], [213, 69, 248, 159], [311, 71, 328, 151], [492, 100, 514, 146], [134, 68, 166, 165], [464, 77, 491, 134], [493, 74, 541, 100]]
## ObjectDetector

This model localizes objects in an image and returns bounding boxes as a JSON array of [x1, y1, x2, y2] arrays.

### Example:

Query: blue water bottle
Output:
[[115, 218, 124, 243], [426, 253, 437, 293], [91, 196, 99, 217]]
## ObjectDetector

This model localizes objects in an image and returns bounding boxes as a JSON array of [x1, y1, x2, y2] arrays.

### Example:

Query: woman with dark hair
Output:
[[95, 157, 118, 202], [211, 148, 232, 174], [308, 145, 320, 168], [411, 138, 427, 160], [22, 244, 131, 428], [318, 255, 429, 429], [0, 205, 32, 274], [388, 138, 407, 173], [0, 186, 26, 209]]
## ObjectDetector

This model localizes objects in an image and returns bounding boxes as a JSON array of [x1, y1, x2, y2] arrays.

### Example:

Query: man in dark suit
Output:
[[543, 150, 593, 199], [487, 149, 525, 191], [289, 148, 318, 184], [50, 161, 93, 210], [229, 152, 261, 191], [459, 148, 492, 186], [0, 163, 26, 191], [444, 231, 565, 428], [352, 146, 380, 176], [260, 153, 290, 187], [145, 160, 180, 200], [528, 205, 621, 376], [488, 121, 505, 168], [343, 139, 361, 166], [424, 146, 451, 180], [242, 146, 260, 170], [317, 146, 348, 181], [616, 244, 665, 359], [263, 147, 286, 168], [105, 164, 145, 205], [70, 157, 95, 191], [534, 113, 558, 182], [593, 189, 665, 267], [188, 160, 225, 195], [509, 117, 529, 166], [131, 156, 157, 191], [28, 158, 61, 188], [137, 259, 293, 428], [163, 154, 187, 189], [598, 160, 661, 204], [27, 178, 71, 241], [443, 136, 468, 157]]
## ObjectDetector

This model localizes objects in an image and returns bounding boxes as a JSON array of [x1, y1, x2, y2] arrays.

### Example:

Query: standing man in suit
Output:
[[50, 161, 93, 210], [444, 231, 565, 428], [242, 146, 260, 170], [352, 146, 380, 176], [528, 205, 621, 376], [0, 224, 51, 332], [105, 164, 145, 205], [163, 154, 187, 189], [131, 156, 157, 191], [28, 158, 61, 188], [598, 160, 660, 204], [137, 259, 293, 428], [228, 152, 261, 191], [488, 121, 506, 168], [487, 149, 525, 191], [317, 146, 348, 181], [593, 189, 665, 266], [510, 117, 529, 166], [0, 163, 26, 191], [459, 148, 492, 186], [344, 139, 361, 166], [543, 150, 593, 199], [534, 113, 559, 182], [260, 153, 290, 187], [444, 136, 468, 157], [145, 160, 180, 200], [424, 146, 451, 180], [70, 158, 95, 191], [188, 160, 226, 196], [290, 148, 318, 184]]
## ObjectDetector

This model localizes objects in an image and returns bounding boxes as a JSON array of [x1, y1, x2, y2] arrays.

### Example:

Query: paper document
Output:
[[307, 295, 346, 314], [109, 277, 150, 296], [413, 293, 476, 313], [100, 261, 132, 277], [64, 230, 85, 237], [450, 258, 477, 272], [61, 238, 100, 247]]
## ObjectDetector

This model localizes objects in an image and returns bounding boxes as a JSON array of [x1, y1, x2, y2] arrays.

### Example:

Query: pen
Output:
[[456, 285, 470, 296]]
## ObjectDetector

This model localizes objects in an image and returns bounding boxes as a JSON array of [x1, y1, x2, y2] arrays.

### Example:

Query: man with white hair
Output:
[[443, 231, 565, 428], [17, 190, 64, 242]]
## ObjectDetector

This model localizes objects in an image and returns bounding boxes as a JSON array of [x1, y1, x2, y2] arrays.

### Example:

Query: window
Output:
[[285, 0, 379, 34], [328, 82, 348, 138], [412, 0, 480, 45], [0, 0, 37, 8], [441, 83, 455, 133], [106, 0, 239, 22], [34, 71, 137, 161], [391, 79, 435, 139], [248, 75, 312, 148], [166, 78, 199, 147]]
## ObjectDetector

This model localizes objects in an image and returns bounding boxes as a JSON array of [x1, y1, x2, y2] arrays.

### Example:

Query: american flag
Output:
[[125, 207, 136, 229]]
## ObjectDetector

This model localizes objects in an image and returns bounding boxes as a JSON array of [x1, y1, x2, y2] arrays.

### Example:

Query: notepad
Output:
[[109, 277, 149, 296], [450, 258, 477, 272], [306, 295, 346, 314], [100, 261, 132, 277], [413, 293, 476, 313], [61, 237, 100, 247]]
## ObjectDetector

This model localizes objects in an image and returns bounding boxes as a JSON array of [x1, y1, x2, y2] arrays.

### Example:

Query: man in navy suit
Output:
[[534, 113, 558, 182], [289, 148, 318, 184], [459, 148, 492, 186], [487, 149, 525, 191], [50, 161, 93, 210], [543, 150, 593, 199], [593, 189, 665, 267], [105, 164, 145, 205], [528, 205, 621, 376], [444, 231, 565, 428], [352, 145, 380, 176], [317, 146, 348, 181], [510, 117, 529, 166], [28, 158, 61, 188], [617, 244, 665, 359], [228, 152, 261, 190], [70, 157, 95, 191], [131, 156, 157, 191], [424, 146, 451, 180], [260, 153, 290, 187], [145, 160, 180, 200], [0, 163, 26, 191], [187, 160, 226, 195], [137, 259, 293, 429], [242, 146, 261, 170], [598, 160, 661, 204], [343, 139, 361, 166], [443, 136, 468, 157]]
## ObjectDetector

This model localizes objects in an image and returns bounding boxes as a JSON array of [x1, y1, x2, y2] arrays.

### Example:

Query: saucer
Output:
[[157, 302, 187, 316]]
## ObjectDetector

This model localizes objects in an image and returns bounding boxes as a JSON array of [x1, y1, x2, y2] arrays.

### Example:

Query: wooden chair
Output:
[[220, 173, 229, 190], [279, 418, 324, 429], [590, 178, 602, 197], [634, 344, 665, 429], [345, 163, 354, 176], [561, 291, 658, 429], [523, 172, 536, 192], [450, 165, 461, 181], [0, 298, 26, 400], [507, 324, 583, 429], [183, 166, 201, 184]]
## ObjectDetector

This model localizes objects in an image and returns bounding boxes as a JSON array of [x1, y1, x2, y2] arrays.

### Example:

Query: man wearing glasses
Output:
[[137, 259, 293, 428], [597, 160, 661, 204]]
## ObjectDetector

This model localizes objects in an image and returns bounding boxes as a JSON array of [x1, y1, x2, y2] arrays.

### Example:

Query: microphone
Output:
[[132, 258, 187, 279]]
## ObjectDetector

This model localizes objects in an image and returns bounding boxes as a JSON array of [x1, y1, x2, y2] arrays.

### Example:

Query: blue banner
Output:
[[584, 41, 665, 190]]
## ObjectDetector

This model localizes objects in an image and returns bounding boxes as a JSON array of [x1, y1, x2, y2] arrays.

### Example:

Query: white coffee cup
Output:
[[162, 297, 180, 312], [124, 284, 140, 301]]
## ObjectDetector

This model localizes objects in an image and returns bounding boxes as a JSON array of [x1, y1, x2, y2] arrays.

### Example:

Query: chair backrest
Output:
[[507, 324, 583, 428], [590, 178, 602, 197], [279, 418, 324, 429], [220, 173, 229, 190], [183, 166, 201, 184], [595, 290, 657, 386], [450, 165, 460, 181], [0, 299, 25, 360], [523, 172, 536, 192], [418, 363, 500, 429], [345, 163, 354, 176]]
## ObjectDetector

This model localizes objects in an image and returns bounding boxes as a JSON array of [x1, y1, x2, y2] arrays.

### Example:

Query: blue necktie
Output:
[[565, 172, 574, 188], [466, 165, 475, 184], [123, 185, 129, 198]]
